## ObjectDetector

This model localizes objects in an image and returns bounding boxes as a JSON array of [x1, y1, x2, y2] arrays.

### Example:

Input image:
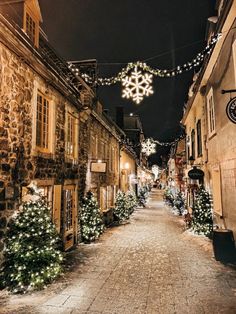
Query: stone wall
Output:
[[0, 41, 87, 260], [0, 45, 35, 260]]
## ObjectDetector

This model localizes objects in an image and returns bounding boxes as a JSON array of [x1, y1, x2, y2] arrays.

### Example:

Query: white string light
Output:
[[151, 165, 159, 181], [141, 138, 157, 156], [68, 33, 222, 86], [122, 65, 154, 104]]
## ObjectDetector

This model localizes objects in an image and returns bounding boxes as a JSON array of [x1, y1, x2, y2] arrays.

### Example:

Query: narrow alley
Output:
[[1, 190, 236, 314]]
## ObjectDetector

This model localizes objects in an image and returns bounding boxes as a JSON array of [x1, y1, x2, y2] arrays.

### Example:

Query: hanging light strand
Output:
[[68, 33, 221, 86]]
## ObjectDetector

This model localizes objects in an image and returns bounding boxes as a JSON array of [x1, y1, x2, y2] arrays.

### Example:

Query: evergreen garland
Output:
[[192, 185, 213, 237], [80, 191, 104, 243], [0, 188, 63, 293]]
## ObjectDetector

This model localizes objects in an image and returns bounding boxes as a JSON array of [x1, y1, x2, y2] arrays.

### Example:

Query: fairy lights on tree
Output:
[[0, 183, 63, 293]]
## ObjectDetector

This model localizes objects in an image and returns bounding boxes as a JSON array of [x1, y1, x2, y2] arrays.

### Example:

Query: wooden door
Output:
[[63, 185, 76, 250]]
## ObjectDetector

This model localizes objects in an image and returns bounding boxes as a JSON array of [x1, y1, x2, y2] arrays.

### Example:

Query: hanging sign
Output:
[[188, 166, 204, 180], [91, 162, 107, 173], [226, 97, 236, 124]]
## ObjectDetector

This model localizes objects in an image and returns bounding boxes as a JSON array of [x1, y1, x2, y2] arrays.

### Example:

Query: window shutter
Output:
[[53, 185, 62, 233]]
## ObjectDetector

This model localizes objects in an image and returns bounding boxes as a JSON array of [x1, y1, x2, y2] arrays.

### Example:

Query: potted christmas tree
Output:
[[0, 183, 63, 293], [80, 191, 104, 243], [191, 185, 213, 237]]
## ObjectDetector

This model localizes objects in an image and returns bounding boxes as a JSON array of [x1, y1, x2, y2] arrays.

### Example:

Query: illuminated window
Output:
[[38, 185, 53, 207], [36, 93, 49, 151], [66, 113, 76, 158], [91, 132, 98, 159], [207, 88, 216, 137]]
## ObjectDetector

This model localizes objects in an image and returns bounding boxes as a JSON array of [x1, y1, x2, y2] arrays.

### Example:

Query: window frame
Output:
[[191, 129, 195, 160], [196, 119, 202, 157], [23, 5, 39, 47], [65, 108, 79, 160], [207, 88, 216, 138], [232, 39, 236, 86], [36, 92, 50, 153]]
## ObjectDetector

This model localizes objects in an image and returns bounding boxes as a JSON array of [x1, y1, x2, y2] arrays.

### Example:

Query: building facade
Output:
[[86, 102, 121, 213], [182, 0, 236, 237], [0, 0, 94, 256]]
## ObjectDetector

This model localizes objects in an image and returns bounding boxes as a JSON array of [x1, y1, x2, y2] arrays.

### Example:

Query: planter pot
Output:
[[212, 229, 236, 263]]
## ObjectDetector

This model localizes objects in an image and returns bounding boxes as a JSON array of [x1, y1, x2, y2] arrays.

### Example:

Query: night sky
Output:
[[38, 0, 216, 164]]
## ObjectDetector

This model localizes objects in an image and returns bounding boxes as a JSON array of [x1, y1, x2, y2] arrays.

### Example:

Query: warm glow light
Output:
[[152, 165, 159, 180], [124, 162, 130, 169], [141, 138, 156, 156], [122, 66, 153, 104]]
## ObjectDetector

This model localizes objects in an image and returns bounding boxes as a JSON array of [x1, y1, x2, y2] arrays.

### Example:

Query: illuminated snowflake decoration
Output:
[[122, 66, 154, 104], [141, 138, 156, 156], [151, 165, 159, 181]]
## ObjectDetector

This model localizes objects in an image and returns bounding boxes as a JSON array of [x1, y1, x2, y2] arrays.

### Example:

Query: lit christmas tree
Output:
[[138, 186, 148, 207], [114, 190, 130, 222], [163, 188, 174, 207], [80, 191, 104, 243], [0, 184, 63, 293], [125, 190, 137, 215], [192, 185, 213, 237], [173, 192, 185, 215]]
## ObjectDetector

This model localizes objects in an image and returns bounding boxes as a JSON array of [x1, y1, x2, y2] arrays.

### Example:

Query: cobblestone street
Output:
[[1, 189, 236, 314]]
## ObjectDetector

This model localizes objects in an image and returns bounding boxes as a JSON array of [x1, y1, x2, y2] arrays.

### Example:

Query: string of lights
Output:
[[68, 33, 221, 86], [141, 133, 186, 156]]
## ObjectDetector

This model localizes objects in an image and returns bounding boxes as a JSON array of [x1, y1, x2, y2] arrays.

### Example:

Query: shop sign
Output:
[[91, 162, 107, 173], [226, 97, 236, 124], [188, 166, 204, 180]]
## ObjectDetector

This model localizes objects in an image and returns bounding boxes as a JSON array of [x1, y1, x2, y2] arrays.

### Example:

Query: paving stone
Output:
[[2, 190, 236, 314]]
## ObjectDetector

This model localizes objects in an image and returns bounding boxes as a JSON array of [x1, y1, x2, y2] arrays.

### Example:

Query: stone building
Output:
[[0, 0, 94, 256], [86, 102, 136, 213], [115, 108, 150, 190], [120, 144, 137, 193], [182, 0, 236, 237], [167, 139, 186, 194]]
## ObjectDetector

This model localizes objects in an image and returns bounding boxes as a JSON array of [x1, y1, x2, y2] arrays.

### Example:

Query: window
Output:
[[109, 146, 112, 171], [207, 88, 216, 137], [196, 120, 202, 157], [36, 93, 49, 151], [211, 166, 222, 216], [64, 189, 74, 231], [26, 13, 36, 44], [63, 185, 77, 251], [66, 113, 76, 158], [38, 185, 53, 206], [233, 39, 236, 85], [90, 131, 98, 159], [186, 136, 190, 161], [191, 129, 195, 159]]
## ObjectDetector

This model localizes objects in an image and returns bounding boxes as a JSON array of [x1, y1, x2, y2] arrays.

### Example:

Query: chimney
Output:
[[116, 106, 124, 129]]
